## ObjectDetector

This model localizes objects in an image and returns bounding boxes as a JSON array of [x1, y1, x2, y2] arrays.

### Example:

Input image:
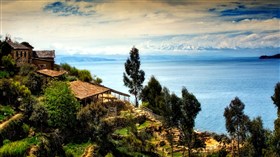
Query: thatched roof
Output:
[[70, 80, 110, 100], [37, 69, 66, 77]]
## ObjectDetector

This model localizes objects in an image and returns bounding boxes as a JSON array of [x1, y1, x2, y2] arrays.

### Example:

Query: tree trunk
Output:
[[237, 134, 240, 157], [135, 95, 138, 107], [187, 144, 191, 157]]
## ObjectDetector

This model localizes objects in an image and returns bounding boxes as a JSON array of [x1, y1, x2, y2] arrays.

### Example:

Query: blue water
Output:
[[56, 53, 279, 133]]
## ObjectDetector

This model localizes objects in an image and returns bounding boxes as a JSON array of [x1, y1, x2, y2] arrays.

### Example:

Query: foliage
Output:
[[1, 54, 16, 74], [19, 64, 37, 76], [141, 76, 163, 115], [0, 137, 39, 157], [271, 82, 280, 155], [123, 47, 145, 107], [29, 103, 49, 131], [63, 142, 91, 157], [0, 79, 31, 109], [0, 71, 9, 79], [36, 131, 65, 156], [44, 81, 79, 131], [224, 97, 250, 156], [0, 105, 14, 121], [78, 69, 93, 82], [77, 102, 108, 140], [272, 82, 280, 110], [179, 87, 202, 156], [23, 72, 44, 95], [0, 114, 28, 142], [60, 63, 102, 83], [247, 117, 267, 157]]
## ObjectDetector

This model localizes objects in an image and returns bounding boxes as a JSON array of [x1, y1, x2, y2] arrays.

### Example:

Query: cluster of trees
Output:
[[123, 47, 204, 156], [123, 47, 280, 156], [223, 83, 280, 157]]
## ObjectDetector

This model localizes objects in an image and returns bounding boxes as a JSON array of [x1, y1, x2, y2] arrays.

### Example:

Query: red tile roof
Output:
[[70, 80, 110, 100]]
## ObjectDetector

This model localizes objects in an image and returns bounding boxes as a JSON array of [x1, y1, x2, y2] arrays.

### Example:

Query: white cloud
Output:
[[1, 0, 279, 54]]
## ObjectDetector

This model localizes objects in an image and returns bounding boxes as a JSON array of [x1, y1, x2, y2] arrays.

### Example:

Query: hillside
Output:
[[0, 54, 278, 157]]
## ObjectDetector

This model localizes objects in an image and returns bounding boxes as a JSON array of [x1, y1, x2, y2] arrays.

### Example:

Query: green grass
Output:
[[0, 137, 39, 157], [173, 151, 183, 157], [0, 105, 15, 121], [114, 127, 129, 136], [63, 142, 91, 157], [137, 120, 152, 130]]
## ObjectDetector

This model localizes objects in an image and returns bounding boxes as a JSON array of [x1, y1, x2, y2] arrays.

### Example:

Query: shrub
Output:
[[0, 105, 15, 121], [78, 69, 92, 82], [0, 71, 9, 79], [19, 64, 37, 76]]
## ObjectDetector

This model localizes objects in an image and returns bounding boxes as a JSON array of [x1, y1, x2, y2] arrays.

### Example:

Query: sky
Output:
[[1, 0, 279, 55]]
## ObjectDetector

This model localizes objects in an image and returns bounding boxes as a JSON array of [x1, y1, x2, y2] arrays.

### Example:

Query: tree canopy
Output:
[[141, 76, 163, 115], [43, 81, 80, 131]]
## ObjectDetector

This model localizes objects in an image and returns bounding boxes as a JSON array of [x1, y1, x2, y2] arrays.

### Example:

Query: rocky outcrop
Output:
[[259, 54, 280, 59]]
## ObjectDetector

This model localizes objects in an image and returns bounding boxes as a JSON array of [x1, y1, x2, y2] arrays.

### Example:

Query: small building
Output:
[[69, 80, 130, 105], [70, 80, 110, 105]]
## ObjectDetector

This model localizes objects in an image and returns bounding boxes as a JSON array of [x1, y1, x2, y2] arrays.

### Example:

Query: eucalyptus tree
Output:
[[224, 97, 249, 157], [123, 47, 145, 107]]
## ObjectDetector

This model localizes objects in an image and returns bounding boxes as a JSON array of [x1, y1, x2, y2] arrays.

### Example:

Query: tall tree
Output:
[[123, 47, 145, 107], [178, 87, 201, 157], [141, 76, 163, 114], [271, 82, 280, 156], [224, 97, 249, 157], [160, 87, 177, 157]]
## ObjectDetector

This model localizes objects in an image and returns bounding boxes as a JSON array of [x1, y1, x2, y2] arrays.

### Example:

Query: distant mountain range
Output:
[[55, 55, 116, 63]]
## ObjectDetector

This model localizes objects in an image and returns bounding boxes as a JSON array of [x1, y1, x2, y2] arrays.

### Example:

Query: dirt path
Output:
[[0, 113, 23, 130], [82, 145, 94, 157]]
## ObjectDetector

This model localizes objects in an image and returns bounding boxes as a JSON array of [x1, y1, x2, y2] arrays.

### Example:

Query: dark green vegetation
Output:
[[0, 47, 279, 156], [60, 63, 102, 84], [123, 47, 145, 107], [222, 86, 280, 157]]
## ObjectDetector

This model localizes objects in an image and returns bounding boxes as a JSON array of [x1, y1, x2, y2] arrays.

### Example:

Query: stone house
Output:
[[0, 37, 55, 69]]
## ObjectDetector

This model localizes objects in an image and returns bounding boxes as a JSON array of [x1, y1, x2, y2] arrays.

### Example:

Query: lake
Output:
[[56, 52, 279, 133]]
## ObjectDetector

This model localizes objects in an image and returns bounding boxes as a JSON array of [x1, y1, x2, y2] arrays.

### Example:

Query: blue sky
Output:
[[1, 0, 279, 55]]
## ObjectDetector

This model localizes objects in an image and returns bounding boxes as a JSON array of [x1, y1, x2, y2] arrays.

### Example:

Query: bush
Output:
[[19, 64, 37, 76], [0, 105, 15, 121], [0, 71, 9, 79], [78, 69, 92, 82]]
